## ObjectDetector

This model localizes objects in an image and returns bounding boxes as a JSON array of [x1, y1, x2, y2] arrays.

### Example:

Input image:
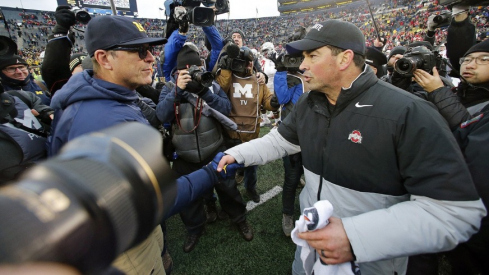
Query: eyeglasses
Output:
[[3, 65, 28, 74], [459, 56, 489, 65], [109, 45, 154, 60]]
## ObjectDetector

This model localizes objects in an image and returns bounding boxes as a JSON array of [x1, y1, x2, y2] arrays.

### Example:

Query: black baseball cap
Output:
[[86, 16, 167, 57], [286, 19, 365, 56]]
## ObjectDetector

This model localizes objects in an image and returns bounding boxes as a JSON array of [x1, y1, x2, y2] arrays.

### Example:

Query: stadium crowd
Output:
[[2, 0, 489, 66], [0, 0, 489, 274]]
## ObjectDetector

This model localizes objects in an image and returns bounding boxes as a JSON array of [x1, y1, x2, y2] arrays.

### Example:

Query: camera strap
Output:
[[171, 79, 204, 133]]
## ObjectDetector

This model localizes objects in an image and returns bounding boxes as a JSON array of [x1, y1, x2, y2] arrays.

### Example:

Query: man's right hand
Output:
[[217, 154, 237, 172], [176, 69, 191, 90]]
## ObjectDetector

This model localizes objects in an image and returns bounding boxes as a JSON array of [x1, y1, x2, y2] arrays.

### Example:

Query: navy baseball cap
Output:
[[86, 16, 167, 57], [286, 19, 365, 56]]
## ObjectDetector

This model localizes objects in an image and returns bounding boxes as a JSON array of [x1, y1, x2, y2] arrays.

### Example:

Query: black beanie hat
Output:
[[231, 28, 246, 42], [69, 53, 88, 73], [387, 46, 407, 60], [176, 44, 201, 70], [0, 55, 28, 70], [464, 39, 489, 57]]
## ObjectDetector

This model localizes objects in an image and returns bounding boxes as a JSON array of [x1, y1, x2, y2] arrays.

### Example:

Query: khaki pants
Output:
[[112, 225, 165, 275]]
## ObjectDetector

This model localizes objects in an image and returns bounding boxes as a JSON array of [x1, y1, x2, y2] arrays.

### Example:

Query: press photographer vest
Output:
[[0, 96, 47, 164], [228, 74, 260, 133], [172, 93, 224, 164]]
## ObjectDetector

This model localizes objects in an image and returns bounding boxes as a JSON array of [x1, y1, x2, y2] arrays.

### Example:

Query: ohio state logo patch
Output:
[[348, 130, 362, 144]]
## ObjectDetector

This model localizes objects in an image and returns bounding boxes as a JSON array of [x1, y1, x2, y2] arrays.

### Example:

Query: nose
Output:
[[145, 50, 155, 62]]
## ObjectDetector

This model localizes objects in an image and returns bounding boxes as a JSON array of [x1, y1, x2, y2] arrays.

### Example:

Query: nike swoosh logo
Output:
[[355, 102, 373, 108]]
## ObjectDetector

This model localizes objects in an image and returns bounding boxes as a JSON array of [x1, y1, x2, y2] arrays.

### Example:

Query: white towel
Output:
[[291, 200, 360, 275]]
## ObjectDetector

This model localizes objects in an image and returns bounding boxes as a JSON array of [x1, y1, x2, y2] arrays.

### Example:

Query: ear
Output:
[[93, 50, 113, 70], [337, 49, 355, 71]]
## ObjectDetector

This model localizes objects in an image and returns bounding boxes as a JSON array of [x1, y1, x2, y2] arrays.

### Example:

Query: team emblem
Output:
[[348, 130, 362, 144]]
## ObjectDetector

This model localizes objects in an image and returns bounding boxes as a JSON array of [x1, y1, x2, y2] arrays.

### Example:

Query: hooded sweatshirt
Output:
[[48, 70, 148, 156]]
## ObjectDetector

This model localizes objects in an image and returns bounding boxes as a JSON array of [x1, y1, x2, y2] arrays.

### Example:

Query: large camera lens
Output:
[[0, 123, 177, 273], [75, 9, 91, 24]]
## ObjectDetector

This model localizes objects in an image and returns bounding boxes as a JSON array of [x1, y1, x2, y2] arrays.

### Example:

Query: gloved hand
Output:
[[217, 54, 233, 70], [53, 6, 76, 34], [270, 95, 280, 109], [427, 14, 439, 31], [270, 53, 286, 72], [207, 152, 244, 181], [174, 6, 189, 33]]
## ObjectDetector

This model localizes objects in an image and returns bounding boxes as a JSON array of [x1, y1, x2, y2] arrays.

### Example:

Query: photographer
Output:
[[216, 43, 279, 203], [0, 87, 53, 184], [407, 41, 489, 275], [0, 37, 51, 106], [156, 44, 254, 250], [389, 42, 454, 98], [269, 43, 308, 237], [425, 5, 475, 75], [41, 6, 78, 97], [230, 29, 267, 85]]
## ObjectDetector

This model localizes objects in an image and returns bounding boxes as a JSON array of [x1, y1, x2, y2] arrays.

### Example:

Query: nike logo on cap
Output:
[[355, 102, 373, 108]]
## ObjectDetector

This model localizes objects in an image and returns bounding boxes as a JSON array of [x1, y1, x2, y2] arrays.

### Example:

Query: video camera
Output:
[[188, 65, 214, 87], [0, 123, 177, 273], [165, 0, 229, 27], [282, 26, 306, 71], [394, 46, 437, 77], [225, 43, 254, 74]]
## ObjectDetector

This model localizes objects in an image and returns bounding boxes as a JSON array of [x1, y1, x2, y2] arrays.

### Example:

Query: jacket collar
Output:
[[307, 65, 378, 117]]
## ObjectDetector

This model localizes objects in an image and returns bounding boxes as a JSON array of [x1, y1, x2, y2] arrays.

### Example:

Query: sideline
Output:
[[246, 185, 283, 211]]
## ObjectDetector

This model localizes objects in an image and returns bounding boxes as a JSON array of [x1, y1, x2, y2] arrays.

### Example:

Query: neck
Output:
[[324, 66, 363, 105]]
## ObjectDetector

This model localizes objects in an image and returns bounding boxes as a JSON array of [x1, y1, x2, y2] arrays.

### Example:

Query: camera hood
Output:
[[0, 35, 18, 57]]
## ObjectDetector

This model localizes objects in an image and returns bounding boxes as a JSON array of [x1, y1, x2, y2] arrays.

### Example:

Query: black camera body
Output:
[[229, 47, 254, 74], [394, 46, 436, 77], [188, 65, 214, 87], [433, 11, 452, 28], [167, 0, 230, 27]]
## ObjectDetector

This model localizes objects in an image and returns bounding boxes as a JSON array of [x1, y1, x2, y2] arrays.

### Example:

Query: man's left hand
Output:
[[413, 67, 444, 93], [256, 72, 266, 84], [298, 217, 354, 265]]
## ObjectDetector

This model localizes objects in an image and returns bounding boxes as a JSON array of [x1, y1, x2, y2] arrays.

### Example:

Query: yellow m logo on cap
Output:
[[132, 22, 145, 32]]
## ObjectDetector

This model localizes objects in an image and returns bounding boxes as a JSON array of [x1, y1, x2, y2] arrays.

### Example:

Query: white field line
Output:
[[246, 185, 283, 211]]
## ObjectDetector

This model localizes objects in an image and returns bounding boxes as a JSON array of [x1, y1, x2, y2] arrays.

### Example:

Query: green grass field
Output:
[[165, 126, 302, 275]]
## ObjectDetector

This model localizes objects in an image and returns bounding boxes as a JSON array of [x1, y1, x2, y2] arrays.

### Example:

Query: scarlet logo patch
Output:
[[348, 130, 362, 144]]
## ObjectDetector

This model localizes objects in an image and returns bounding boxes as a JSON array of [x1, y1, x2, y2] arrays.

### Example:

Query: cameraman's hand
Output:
[[256, 72, 266, 84], [413, 67, 444, 93], [270, 53, 286, 72], [176, 69, 191, 90], [217, 55, 233, 70], [54, 6, 76, 32], [427, 14, 439, 31], [174, 6, 189, 34], [373, 37, 384, 48], [270, 95, 280, 109]]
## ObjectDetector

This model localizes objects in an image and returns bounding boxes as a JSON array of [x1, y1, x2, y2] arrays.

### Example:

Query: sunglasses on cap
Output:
[[108, 44, 155, 60]]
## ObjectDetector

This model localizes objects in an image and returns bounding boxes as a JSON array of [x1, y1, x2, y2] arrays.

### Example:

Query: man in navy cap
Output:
[[214, 19, 485, 275]]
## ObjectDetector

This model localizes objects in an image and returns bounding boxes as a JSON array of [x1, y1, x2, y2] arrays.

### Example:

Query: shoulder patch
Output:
[[460, 113, 484, 128]]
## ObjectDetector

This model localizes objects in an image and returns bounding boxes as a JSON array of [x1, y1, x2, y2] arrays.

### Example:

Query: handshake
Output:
[[207, 152, 244, 180]]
